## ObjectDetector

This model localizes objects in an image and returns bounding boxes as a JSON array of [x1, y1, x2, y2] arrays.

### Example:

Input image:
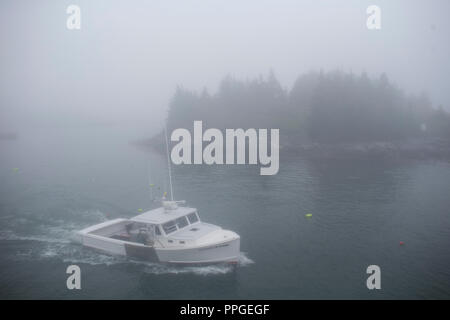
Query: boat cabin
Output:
[[130, 206, 200, 237]]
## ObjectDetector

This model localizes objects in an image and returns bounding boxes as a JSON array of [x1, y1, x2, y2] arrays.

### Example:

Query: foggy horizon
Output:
[[1, 0, 450, 135]]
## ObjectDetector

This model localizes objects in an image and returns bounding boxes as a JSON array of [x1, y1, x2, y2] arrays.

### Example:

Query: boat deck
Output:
[[169, 222, 220, 240]]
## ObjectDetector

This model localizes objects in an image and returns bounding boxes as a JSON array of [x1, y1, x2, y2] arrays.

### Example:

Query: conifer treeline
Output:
[[166, 70, 450, 143]]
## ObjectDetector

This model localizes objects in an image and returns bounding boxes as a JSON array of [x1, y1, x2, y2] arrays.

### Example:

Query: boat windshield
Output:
[[175, 216, 189, 229], [162, 220, 177, 234], [161, 213, 198, 235], [187, 212, 199, 224]]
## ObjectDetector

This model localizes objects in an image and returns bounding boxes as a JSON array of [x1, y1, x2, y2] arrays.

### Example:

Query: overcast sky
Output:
[[1, 0, 449, 134]]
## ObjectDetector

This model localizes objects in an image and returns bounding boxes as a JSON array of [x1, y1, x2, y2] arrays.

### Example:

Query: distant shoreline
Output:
[[281, 137, 450, 161], [133, 133, 450, 161]]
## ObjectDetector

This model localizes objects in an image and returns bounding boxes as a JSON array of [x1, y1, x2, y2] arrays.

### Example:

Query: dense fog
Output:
[[1, 0, 450, 137]]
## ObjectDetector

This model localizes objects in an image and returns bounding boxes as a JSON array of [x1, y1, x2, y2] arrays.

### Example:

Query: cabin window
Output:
[[175, 216, 189, 229], [154, 225, 161, 236], [187, 212, 199, 224], [162, 220, 177, 234]]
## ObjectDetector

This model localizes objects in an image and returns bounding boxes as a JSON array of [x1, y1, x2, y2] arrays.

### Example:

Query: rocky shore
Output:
[[281, 137, 450, 161], [134, 133, 450, 161]]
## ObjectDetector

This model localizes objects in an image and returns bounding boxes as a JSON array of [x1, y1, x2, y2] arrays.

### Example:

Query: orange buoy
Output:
[[399, 241, 405, 246]]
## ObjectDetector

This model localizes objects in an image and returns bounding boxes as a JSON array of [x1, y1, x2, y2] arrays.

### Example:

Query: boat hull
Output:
[[155, 237, 240, 264], [77, 229, 240, 264]]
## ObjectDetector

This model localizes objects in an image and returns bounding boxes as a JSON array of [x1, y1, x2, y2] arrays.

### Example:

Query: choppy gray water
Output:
[[1, 127, 450, 299]]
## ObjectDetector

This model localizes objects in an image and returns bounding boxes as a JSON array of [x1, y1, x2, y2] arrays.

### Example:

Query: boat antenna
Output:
[[148, 161, 154, 203], [164, 123, 174, 201]]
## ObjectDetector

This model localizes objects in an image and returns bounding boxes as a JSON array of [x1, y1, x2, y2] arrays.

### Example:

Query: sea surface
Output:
[[1, 127, 450, 299]]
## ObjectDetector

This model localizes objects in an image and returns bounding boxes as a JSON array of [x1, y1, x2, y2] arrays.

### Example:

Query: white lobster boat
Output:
[[75, 200, 240, 264], [76, 126, 240, 264]]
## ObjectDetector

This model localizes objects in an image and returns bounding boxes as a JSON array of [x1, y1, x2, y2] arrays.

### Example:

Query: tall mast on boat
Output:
[[164, 123, 174, 201]]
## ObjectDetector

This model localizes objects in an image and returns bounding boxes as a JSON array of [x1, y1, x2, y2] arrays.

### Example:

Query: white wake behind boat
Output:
[[75, 200, 240, 264]]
